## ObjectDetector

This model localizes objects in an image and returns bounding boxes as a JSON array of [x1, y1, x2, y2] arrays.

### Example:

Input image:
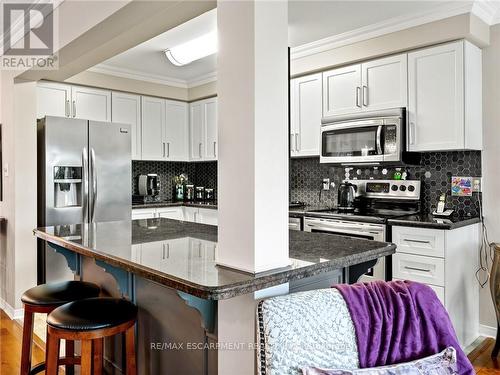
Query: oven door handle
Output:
[[376, 125, 383, 155], [306, 224, 383, 237]]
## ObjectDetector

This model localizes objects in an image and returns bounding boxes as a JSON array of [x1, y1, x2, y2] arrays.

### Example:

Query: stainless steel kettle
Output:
[[337, 181, 357, 210]]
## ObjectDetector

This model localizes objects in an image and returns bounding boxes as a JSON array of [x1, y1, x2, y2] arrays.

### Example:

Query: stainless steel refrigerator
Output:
[[37, 116, 131, 283]]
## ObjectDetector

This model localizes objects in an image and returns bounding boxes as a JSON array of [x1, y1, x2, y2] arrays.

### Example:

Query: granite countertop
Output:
[[33, 219, 395, 300], [387, 214, 481, 230], [132, 201, 218, 210]]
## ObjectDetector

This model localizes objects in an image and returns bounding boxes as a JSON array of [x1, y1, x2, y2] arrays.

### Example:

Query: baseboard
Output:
[[0, 297, 23, 320], [480, 324, 497, 338]]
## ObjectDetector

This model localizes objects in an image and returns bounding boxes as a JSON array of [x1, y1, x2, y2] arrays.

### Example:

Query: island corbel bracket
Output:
[[176, 291, 217, 334], [48, 243, 81, 275], [95, 260, 135, 301], [347, 259, 378, 284]]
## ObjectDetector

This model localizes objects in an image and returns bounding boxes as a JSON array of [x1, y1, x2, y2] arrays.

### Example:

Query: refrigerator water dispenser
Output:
[[53, 166, 82, 208]]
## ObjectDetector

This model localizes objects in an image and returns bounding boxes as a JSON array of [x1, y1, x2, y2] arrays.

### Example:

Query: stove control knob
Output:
[[408, 185, 415, 192], [399, 185, 407, 192], [391, 185, 398, 191]]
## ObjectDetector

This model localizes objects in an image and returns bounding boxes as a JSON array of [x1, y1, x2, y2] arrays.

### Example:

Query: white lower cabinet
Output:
[[132, 206, 218, 225], [131, 207, 183, 220], [131, 208, 156, 220], [392, 224, 479, 347], [156, 207, 184, 220]]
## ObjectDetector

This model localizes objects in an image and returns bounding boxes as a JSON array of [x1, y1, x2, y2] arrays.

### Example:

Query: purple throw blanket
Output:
[[334, 280, 473, 375]]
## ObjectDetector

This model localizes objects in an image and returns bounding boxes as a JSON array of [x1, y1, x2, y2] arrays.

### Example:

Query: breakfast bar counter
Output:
[[33, 218, 395, 300], [33, 218, 395, 375]]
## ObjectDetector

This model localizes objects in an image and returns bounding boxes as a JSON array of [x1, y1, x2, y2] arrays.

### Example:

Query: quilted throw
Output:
[[257, 288, 359, 375]]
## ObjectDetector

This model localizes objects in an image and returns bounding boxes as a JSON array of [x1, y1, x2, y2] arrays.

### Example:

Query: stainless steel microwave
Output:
[[320, 108, 405, 164]]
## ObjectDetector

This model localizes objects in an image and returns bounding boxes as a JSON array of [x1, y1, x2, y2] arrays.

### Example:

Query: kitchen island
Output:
[[34, 218, 395, 375]]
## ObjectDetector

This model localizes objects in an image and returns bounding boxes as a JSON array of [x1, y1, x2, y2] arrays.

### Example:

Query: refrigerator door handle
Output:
[[82, 148, 89, 222], [90, 148, 97, 222]]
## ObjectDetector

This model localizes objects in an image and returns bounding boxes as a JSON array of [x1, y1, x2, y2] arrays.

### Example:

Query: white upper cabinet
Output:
[[165, 100, 189, 161], [141, 96, 166, 161], [408, 41, 482, 151], [204, 98, 218, 160], [37, 81, 71, 119], [71, 86, 111, 122], [323, 54, 407, 117], [189, 101, 204, 160], [189, 97, 218, 161], [291, 73, 322, 157], [361, 54, 407, 111], [323, 65, 361, 117], [112, 92, 141, 160], [38, 82, 112, 121]]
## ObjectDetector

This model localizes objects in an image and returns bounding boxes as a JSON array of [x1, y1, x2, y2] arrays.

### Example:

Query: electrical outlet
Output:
[[472, 177, 482, 192], [322, 178, 330, 191]]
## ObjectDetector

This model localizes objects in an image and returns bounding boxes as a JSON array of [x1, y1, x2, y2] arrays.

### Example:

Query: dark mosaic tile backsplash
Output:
[[132, 161, 217, 201], [290, 151, 482, 217], [134, 150, 482, 217]]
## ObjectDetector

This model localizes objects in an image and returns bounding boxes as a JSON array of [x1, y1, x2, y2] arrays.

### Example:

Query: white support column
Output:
[[217, 0, 289, 274]]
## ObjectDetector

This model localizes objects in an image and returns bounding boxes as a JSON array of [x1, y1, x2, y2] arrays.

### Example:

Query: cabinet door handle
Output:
[[362, 85, 368, 106], [356, 87, 361, 108], [295, 133, 299, 151], [72, 100, 76, 118], [409, 122, 416, 145], [199, 143, 202, 158], [404, 238, 431, 244], [213, 141, 216, 157], [167, 142, 170, 157], [404, 266, 431, 273], [65, 100, 70, 117], [290, 134, 295, 152], [162, 142, 166, 157]]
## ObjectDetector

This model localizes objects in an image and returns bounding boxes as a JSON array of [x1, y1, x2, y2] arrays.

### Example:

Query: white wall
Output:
[[480, 23, 500, 332]]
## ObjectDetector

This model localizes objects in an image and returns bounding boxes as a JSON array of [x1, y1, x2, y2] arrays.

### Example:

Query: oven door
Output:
[[320, 119, 385, 164], [304, 217, 387, 282]]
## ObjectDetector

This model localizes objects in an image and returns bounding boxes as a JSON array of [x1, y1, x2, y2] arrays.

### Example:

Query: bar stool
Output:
[[45, 297, 138, 375], [20, 280, 100, 375]]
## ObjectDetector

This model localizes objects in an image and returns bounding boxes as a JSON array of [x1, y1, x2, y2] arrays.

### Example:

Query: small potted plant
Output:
[[173, 174, 188, 201]]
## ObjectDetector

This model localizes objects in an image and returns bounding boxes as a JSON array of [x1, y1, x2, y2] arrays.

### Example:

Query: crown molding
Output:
[[88, 64, 217, 89], [88, 64, 189, 88], [187, 71, 217, 88], [290, 2, 477, 60], [472, 0, 500, 25]]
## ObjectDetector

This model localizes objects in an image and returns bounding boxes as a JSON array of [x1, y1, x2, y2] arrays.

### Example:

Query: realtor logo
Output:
[[1, 2, 57, 70], [3, 3, 53, 55]]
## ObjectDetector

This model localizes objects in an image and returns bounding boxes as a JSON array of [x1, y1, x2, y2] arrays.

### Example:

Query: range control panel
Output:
[[350, 179, 421, 200]]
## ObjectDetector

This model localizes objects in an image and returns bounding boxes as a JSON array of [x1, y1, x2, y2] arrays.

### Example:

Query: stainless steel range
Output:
[[304, 179, 421, 282]]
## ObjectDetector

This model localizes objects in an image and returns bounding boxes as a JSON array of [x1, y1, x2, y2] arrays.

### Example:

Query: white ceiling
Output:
[[90, 0, 498, 88]]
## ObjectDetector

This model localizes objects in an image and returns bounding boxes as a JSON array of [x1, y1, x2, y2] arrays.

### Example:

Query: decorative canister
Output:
[[185, 184, 195, 201], [175, 184, 184, 201], [195, 187, 205, 201], [205, 188, 214, 201]]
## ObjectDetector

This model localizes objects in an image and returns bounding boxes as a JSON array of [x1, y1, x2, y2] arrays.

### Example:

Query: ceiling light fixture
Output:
[[164, 31, 217, 66]]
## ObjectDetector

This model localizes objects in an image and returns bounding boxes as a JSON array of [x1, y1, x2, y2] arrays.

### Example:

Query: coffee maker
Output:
[[133, 174, 160, 203]]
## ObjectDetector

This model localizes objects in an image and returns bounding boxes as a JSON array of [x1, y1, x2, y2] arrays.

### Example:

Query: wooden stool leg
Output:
[[20, 307, 34, 375], [45, 331, 60, 375], [65, 339, 75, 375], [92, 338, 103, 375], [493, 324, 500, 357], [125, 326, 136, 375], [81, 339, 93, 375]]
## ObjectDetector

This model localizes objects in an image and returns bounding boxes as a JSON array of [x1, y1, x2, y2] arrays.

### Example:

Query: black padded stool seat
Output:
[[45, 297, 138, 375], [47, 297, 138, 331], [21, 281, 100, 306]]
